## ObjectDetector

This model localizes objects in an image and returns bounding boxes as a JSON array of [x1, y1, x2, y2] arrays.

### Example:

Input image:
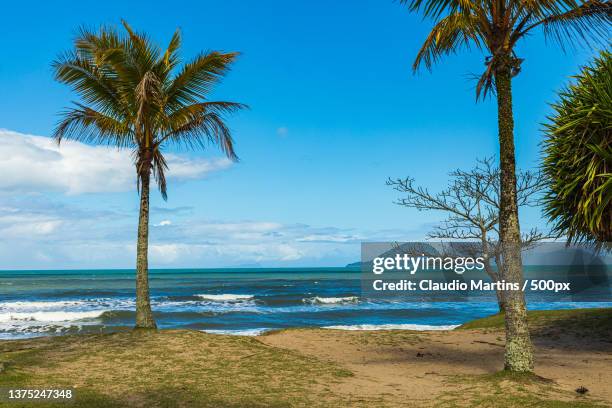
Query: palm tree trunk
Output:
[[483, 262, 506, 313], [135, 165, 157, 329], [481, 234, 506, 313], [495, 288, 506, 313], [493, 253, 507, 313], [494, 56, 533, 372]]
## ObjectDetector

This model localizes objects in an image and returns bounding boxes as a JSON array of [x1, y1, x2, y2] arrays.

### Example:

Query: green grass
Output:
[[0, 330, 352, 408], [439, 392, 606, 408], [457, 307, 612, 335], [438, 371, 607, 408]]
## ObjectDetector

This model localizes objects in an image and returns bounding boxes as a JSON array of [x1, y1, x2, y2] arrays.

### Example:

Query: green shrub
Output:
[[542, 50, 612, 245]]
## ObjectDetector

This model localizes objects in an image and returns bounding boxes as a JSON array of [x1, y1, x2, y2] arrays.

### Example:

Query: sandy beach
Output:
[[261, 326, 612, 406]]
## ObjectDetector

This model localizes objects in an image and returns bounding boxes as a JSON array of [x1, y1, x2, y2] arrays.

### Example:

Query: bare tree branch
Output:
[[387, 157, 556, 309]]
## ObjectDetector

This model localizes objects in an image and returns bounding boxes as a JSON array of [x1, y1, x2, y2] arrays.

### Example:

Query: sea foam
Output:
[[0, 310, 107, 323], [195, 294, 254, 302], [323, 323, 459, 331], [202, 328, 269, 336], [0, 300, 87, 312], [303, 296, 359, 305]]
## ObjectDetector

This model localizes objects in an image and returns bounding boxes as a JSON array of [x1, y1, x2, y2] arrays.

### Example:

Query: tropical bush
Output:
[[542, 50, 611, 245]]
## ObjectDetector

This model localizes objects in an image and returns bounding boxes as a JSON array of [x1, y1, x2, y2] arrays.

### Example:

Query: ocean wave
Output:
[[323, 323, 459, 331], [202, 328, 269, 336], [0, 300, 88, 312], [0, 310, 107, 323], [0, 325, 85, 339], [303, 296, 359, 305], [195, 294, 254, 302]]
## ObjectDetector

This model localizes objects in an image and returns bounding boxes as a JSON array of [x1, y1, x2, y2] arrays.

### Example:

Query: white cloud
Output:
[[0, 197, 371, 268], [163, 154, 232, 181], [0, 216, 62, 237], [148, 242, 305, 265], [150, 243, 183, 262], [0, 129, 232, 195], [296, 234, 359, 243]]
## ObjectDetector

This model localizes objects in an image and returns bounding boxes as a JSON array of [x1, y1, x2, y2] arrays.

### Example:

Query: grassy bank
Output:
[[0, 308, 610, 407], [458, 307, 612, 335]]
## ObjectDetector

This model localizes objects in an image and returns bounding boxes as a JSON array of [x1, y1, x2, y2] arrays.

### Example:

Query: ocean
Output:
[[1, 268, 609, 339]]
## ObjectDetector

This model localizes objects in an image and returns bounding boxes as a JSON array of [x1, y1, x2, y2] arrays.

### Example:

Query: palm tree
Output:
[[399, 0, 610, 371], [53, 22, 246, 329]]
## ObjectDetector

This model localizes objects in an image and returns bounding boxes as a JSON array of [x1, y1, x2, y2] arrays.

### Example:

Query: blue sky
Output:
[[0, 0, 604, 269]]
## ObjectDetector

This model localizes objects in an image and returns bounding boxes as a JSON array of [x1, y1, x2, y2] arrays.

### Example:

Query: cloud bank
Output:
[[0, 129, 232, 195], [0, 194, 426, 269], [0, 197, 374, 268]]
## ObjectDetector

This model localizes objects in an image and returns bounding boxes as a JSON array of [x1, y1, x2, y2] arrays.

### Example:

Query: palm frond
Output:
[[152, 148, 169, 200], [54, 103, 134, 148], [135, 71, 163, 146], [403, 0, 611, 99], [166, 101, 247, 126], [400, 0, 464, 19], [121, 20, 161, 72], [158, 29, 181, 75], [74, 25, 124, 64], [413, 11, 484, 71], [54, 21, 244, 200], [161, 104, 243, 160], [167, 51, 239, 106], [52, 53, 124, 116], [536, 1, 611, 49]]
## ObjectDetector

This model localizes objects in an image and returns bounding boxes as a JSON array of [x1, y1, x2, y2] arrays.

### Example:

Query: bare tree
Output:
[[387, 158, 556, 312]]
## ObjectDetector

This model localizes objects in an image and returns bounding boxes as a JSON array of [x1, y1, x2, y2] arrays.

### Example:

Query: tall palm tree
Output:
[[400, 0, 610, 371], [53, 22, 246, 329]]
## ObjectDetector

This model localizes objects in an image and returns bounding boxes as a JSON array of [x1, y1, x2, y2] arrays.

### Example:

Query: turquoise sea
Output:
[[1, 268, 610, 339]]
